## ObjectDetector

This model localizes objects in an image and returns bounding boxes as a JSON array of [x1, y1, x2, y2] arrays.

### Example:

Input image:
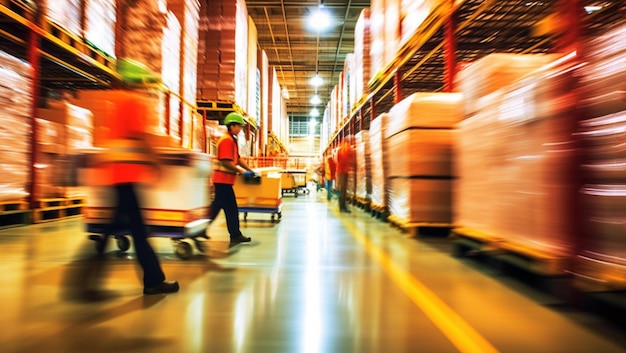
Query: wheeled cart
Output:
[[78, 147, 213, 260], [234, 168, 283, 222], [86, 219, 209, 260], [281, 169, 309, 196], [239, 201, 283, 222]]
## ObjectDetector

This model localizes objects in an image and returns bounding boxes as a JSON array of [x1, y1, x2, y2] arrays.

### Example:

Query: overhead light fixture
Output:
[[307, 4, 331, 32], [310, 94, 321, 105], [310, 108, 320, 117], [281, 87, 290, 100], [310, 74, 323, 87], [584, 5, 602, 14]]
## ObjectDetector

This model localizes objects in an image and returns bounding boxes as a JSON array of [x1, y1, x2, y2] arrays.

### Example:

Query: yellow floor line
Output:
[[341, 217, 500, 353]]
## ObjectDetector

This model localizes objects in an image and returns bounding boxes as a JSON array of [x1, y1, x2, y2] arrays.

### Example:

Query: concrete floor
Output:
[[1, 188, 625, 353]]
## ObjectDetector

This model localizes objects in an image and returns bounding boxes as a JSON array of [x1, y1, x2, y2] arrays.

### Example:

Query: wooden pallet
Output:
[[0, 199, 27, 212], [0, 209, 30, 229], [387, 215, 453, 237], [452, 227, 569, 276]]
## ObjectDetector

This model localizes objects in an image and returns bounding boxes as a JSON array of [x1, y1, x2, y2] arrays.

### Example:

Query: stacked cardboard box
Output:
[[355, 130, 372, 202], [0, 51, 32, 202], [35, 103, 93, 198], [352, 9, 371, 107], [196, 0, 249, 106]]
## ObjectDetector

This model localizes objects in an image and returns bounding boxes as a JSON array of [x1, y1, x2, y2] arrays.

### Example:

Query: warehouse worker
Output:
[[324, 155, 336, 201], [209, 112, 255, 246], [99, 94, 179, 295], [336, 135, 355, 213]]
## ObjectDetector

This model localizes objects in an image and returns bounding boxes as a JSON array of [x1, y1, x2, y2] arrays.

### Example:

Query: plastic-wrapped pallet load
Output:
[[83, 0, 116, 57], [576, 25, 626, 288], [385, 92, 462, 225], [456, 53, 579, 264], [456, 53, 559, 116], [36, 0, 82, 36], [368, 113, 388, 211], [355, 130, 372, 203], [0, 51, 32, 202]]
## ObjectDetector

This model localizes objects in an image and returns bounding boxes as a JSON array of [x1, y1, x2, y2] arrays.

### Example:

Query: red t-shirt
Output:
[[212, 133, 239, 184], [335, 142, 354, 174]]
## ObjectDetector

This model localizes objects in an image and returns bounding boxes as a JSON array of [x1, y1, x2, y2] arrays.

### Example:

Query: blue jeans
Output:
[[325, 180, 333, 201]]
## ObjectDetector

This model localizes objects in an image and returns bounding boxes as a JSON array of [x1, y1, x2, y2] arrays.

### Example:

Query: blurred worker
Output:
[[209, 112, 255, 246], [100, 94, 179, 295], [315, 160, 325, 192], [336, 136, 355, 213], [324, 155, 336, 201]]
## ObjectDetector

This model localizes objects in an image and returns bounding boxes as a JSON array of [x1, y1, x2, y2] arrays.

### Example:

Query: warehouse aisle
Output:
[[1, 188, 626, 353]]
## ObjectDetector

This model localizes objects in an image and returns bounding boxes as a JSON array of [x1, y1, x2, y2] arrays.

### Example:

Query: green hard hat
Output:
[[224, 112, 246, 126]]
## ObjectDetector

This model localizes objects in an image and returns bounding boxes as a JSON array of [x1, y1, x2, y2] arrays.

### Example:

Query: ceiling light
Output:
[[310, 108, 320, 117], [584, 6, 602, 14], [281, 87, 290, 100], [310, 94, 321, 105], [310, 74, 323, 87], [307, 6, 331, 32]]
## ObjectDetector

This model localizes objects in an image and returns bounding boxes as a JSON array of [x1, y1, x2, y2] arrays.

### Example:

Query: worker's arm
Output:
[[219, 159, 243, 174], [237, 158, 254, 173]]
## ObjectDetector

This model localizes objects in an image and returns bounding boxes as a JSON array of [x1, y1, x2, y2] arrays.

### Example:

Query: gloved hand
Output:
[[243, 171, 255, 178]]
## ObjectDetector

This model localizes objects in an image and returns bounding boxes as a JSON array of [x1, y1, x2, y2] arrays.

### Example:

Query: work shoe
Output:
[[229, 235, 252, 246], [143, 280, 180, 295]]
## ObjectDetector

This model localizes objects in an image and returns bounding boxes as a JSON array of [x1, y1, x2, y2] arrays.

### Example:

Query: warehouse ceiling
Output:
[[246, 0, 370, 119], [245, 0, 623, 121]]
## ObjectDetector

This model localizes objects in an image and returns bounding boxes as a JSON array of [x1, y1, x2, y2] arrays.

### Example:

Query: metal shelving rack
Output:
[[325, 0, 623, 153]]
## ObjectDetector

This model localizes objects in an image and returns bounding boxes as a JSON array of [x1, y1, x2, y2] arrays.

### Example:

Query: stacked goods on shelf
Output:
[[355, 130, 372, 205], [456, 52, 579, 270], [35, 0, 82, 36], [399, 0, 439, 49], [456, 53, 559, 116], [351, 8, 370, 108], [116, 0, 182, 142], [169, 0, 201, 149], [385, 93, 463, 225], [368, 113, 388, 211], [575, 24, 626, 290], [83, 0, 116, 56], [369, 0, 400, 80], [0, 51, 31, 202], [342, 54, 353, 119], [196, 0, 249, 107], [35, 102, 93, 199], [247, 17, 259, 124]]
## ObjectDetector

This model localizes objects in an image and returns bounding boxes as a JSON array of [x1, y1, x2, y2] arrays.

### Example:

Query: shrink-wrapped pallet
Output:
[[36, 0, 82, 36], [456, 53, 558, 115], [352, 9, 371, 106], [456, 58, 578, 256], [355, 130, 371, 200], [386, 129, 454, 177], [385, 92, 463, 138], [0, 51, 32, 202], [83, 0, 116, 57], [369, 113, 388, 209], [388, 178, 453, 224]]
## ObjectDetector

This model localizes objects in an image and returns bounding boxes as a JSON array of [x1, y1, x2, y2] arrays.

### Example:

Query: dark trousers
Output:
[[110, 183, 165, 288], [337, 173, 349, 210], [210, 183, 242, 239]]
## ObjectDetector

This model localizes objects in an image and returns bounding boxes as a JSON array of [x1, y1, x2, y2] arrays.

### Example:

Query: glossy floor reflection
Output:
[[1, 188, 626, 353]]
